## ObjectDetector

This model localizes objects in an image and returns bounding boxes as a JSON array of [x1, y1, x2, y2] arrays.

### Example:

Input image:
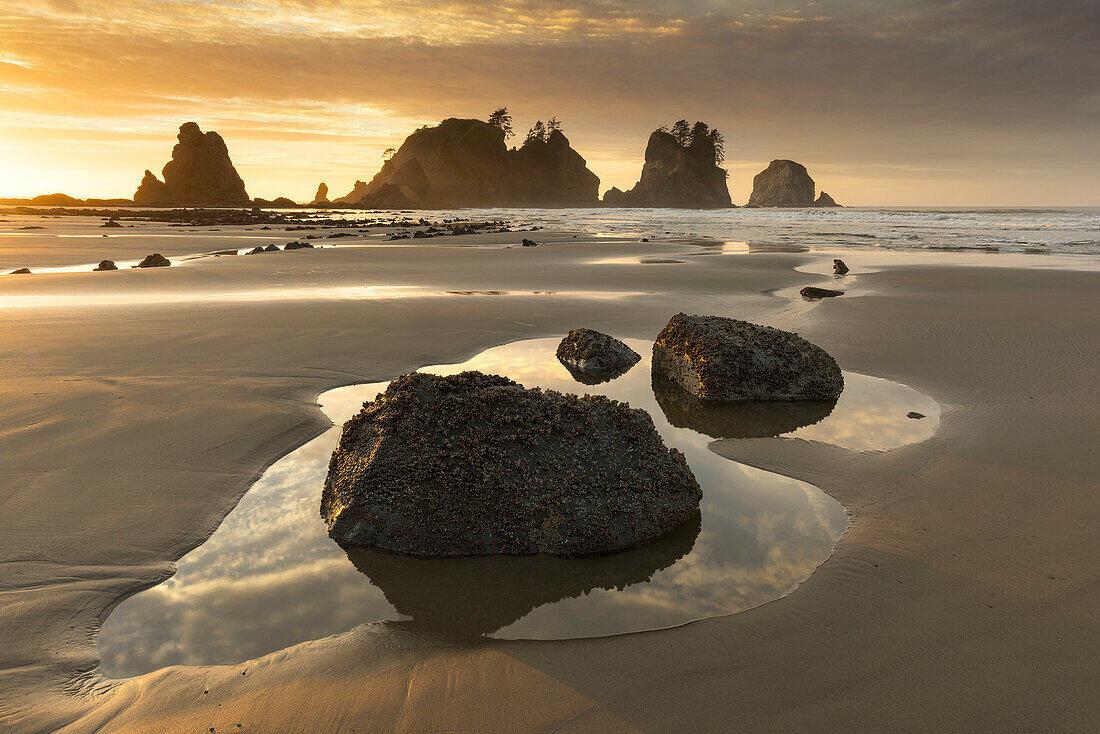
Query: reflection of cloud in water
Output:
[[99, 338, 934, 677]]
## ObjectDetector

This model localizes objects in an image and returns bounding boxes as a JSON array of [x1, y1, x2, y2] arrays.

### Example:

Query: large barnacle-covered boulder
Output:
[[652, 313, 843, 402], [556, 328, 641, 384], [321, 371, 700, 557]]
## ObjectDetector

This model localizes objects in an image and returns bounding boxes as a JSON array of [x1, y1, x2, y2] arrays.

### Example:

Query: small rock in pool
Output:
[[93, 260, 118, 271], [556, 328, 641, 384], [9, 267, 31, 274], [833, 258, 850, 275], [907, 411, 926, 419], [321, 371, 701, 558], [800, 286, 844, 300], [133, 253, 170, 268], [652, 313, 844, 402]]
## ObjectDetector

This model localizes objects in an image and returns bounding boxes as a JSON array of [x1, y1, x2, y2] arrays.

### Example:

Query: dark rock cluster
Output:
[[321, 371, 701, 558], [652, 313, 844, 402]]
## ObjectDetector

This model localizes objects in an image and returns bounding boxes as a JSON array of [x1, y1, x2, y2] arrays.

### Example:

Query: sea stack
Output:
[[311, 183, 330, 206], [603, 124, 731, 208], [133, 122, 250, 206], [746, 160, 841, 208], [335, 118, 599, 208]]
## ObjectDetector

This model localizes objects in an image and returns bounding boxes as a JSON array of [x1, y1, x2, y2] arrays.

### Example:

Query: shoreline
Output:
[[0, 228, 1096, 732]]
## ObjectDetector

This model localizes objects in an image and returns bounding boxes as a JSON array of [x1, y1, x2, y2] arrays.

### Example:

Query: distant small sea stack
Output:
[[746, 160, 841, 208], [604, 121, 731, 208], [133, 122, 250, 206], [311, 183, 330, 206]]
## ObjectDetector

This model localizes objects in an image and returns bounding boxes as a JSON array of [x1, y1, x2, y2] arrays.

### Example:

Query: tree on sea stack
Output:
[[487, 107, 514, 138], [381, 147, 395, 161], [671, 119, 691, 146], [525, 120, 548, 145]]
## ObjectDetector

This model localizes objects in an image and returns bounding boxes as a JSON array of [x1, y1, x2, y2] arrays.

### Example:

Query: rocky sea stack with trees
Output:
[[335, 109, 600, 208], [603, 120, 732, 208]]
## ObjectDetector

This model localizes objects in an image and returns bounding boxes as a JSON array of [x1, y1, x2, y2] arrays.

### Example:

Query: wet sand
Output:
[[0, 215, 1097, 732]]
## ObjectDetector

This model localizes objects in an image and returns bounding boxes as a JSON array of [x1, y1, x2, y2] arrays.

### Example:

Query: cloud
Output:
[[0, 0, 1096, 202]]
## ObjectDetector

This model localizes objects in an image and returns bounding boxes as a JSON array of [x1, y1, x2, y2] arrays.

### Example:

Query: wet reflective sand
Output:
[[98, 338, 937, 677]]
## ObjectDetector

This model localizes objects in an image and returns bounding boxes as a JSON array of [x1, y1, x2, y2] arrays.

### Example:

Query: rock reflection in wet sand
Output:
[[98, 338, 935, 677]]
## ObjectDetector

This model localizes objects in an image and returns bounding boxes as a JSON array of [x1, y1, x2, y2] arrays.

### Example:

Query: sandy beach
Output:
[[0, 214, 1097, 732]]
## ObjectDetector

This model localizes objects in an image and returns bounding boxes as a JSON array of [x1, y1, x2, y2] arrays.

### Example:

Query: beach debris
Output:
[[93, 260, 118, 271], [321, 371, 701, 557], [283, 240, 313, 250], [907, 411, 926, 419], [556, 328, 641, 384], [833, 258, 849, 275], [133, 253, 170, 268], [9, 267, 31, 274], [652, 313, 844, 402], [800, 286, 845, 300]]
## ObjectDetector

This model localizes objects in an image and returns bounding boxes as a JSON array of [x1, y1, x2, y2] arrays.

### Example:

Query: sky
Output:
[[0, 0, 1097, 205]]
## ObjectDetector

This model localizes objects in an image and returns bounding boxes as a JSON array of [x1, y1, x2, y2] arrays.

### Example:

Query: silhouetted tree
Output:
[[709, 129, 725, 164], [488, 107, 514, 138], [671, 119, 691, 146], [382, 147, 396, 161], [547, 116, 562, 135], [689, 121, 711, 145], [525, 120, 548, 145]]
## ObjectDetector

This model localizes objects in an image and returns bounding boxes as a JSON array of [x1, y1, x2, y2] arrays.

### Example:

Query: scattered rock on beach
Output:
[[321, 371, 701, 557], [9, 267, 31, 274], [652, 313, 844, 402], [800, 286, 845, 300], [521, 238, 539, 247], [907, 411, 926, 419], [100, 219, 122, 228], [833, 258, 849, 275], [284, 240, 313, 250], [133, 253, 170, 268], [93, 260, 118, 271], [556, 329, 641, 384]]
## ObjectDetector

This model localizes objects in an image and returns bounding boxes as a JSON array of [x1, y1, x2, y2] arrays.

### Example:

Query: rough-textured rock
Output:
[[133, 253, 170, 268], [93, 260, 118, 271], [133, 122, 250, 205], [800, 286, 844, 300], [652, 313, 844, 402], [907, 411, 926, 420], [603, 130, 731, 208], [284, 240, 313, 250], [321, 371, 701, 557], [746, 160, 816, 207], [556, 329, 641, 384], [345, 512, 699, 635], [335, 118, 599, 208], [311, 183, 330, 206], [652, 373, 836, 439], [833, 258, 850, 275], [814, 191, 841, 207]]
